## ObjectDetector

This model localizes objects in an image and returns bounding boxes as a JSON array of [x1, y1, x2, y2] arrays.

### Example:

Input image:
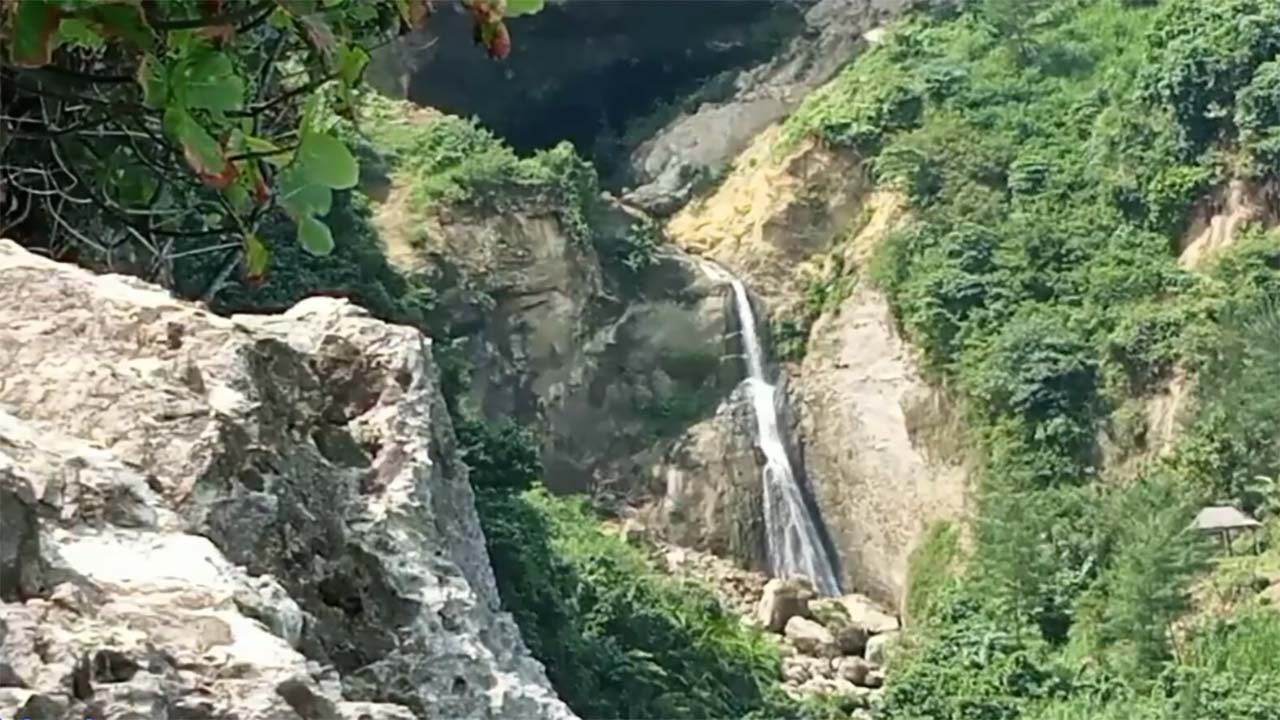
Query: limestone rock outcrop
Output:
[[0, 240, 574, 720], [793, 287, 969, 610]]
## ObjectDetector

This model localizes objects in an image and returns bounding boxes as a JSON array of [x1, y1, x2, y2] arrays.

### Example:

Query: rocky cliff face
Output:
[[367, 76, 969, 612], [376, 178, 737, 497], [364, 0, 962, 614], [660, 123, 970, 611], [793, 288, 968, 610], [637, 385, 770, 570], [625, 0, 919, 214], [0, 240, 573, 720]]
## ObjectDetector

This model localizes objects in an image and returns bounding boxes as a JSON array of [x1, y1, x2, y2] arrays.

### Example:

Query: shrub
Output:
[[906, 521, 962, 623], [475, 486, 803, 720], [787, 2, 1280, 715], [456, 416, 541, 493]]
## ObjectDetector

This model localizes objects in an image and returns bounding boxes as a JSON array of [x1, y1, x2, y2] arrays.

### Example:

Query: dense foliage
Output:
[[471, 465, 801, 719], [1, 0, 541, 286], [782, 0, 1280, 716]]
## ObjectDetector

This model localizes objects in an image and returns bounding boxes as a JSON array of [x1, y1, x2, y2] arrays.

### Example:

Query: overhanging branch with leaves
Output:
[[0, 0, 545, 291]]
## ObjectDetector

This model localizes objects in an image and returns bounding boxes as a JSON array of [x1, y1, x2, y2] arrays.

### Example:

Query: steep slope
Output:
[[626, 0, 925, 214], [662, 122, 969, 612], [352, 101, 741, 499], [0, 240, 571, 720], [758, 1, 1280, 717]]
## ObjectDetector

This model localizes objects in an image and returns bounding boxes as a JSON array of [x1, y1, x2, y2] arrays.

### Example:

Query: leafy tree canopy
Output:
[[0, 0, 542, 290]]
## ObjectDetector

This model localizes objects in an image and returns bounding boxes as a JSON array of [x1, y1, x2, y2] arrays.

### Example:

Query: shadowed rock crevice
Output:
[[397, 0, 804, 176]]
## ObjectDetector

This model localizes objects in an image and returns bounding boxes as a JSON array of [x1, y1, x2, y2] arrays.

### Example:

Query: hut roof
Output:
[[1192, 506, 1262, 532]]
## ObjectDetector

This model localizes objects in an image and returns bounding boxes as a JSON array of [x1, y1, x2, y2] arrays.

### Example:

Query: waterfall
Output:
[[704, 262, 841, 596]]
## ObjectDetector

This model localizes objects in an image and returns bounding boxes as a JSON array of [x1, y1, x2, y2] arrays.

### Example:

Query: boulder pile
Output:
[[760, 578, 902, 708], [637, 529, 903, 712]]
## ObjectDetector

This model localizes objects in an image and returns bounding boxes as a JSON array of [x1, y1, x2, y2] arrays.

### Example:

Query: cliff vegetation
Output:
[[780, 0, 1280, 716]]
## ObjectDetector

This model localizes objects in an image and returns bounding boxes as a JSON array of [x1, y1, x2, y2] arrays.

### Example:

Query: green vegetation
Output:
[[636, 383, 723, 438], [905, 521, 961, 623], [2, 0, 543, 279], [359, 94, 600, 247], [782, 0, 1280, 716], [609, 214, 663, 277], [456, 415, 541, 494], [466, 417, 801, 719], [771, 254, 860, 362], [772, 317, 813, 363]]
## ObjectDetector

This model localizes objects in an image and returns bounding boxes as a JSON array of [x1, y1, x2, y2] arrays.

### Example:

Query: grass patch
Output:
[[905, 520, 962, 624]]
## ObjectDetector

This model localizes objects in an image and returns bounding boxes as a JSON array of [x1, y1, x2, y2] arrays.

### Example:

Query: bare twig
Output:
[[201, 248, 244, 305]]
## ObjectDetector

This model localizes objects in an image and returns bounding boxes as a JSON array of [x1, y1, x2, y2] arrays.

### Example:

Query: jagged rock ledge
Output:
[[0, 240, 575, 720]]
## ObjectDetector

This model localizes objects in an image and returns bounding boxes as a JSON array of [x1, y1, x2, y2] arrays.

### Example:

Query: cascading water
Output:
[[704, 262, 841, 596]]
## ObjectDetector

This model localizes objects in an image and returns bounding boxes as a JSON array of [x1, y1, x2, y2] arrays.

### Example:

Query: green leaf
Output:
[[337, 45, 370, 86], [349, 3, 378, 22], [58, 18, 104, 49], [277, 165, 332, 219], [395, 0, 430, 28], [267, 6, 293, 29], [10, 0, 63, 67], [163, 106, 234, 187], [504, 0, 544, 18], [244, 233, 270, 280], [300, 92, 326, 134], [275, 0, 318, 17], [182, 49, 243, 112], [137, 54, 168, 109], [82, 2, 154, 50], [243, 135, 294, 167], [225, 182, 251, 213], [296, 131, 358, 189], [297, 215, 335, 256]]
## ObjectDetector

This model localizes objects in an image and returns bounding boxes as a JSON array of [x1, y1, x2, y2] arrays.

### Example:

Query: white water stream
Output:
[[704, 263, 841, 596]]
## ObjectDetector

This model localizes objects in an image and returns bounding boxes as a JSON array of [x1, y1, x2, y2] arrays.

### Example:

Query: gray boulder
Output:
[[0, 239, 575, 720], [756, 577, 816, 632], [785, 616, 840, 658], [865, 630, 903, 667]]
